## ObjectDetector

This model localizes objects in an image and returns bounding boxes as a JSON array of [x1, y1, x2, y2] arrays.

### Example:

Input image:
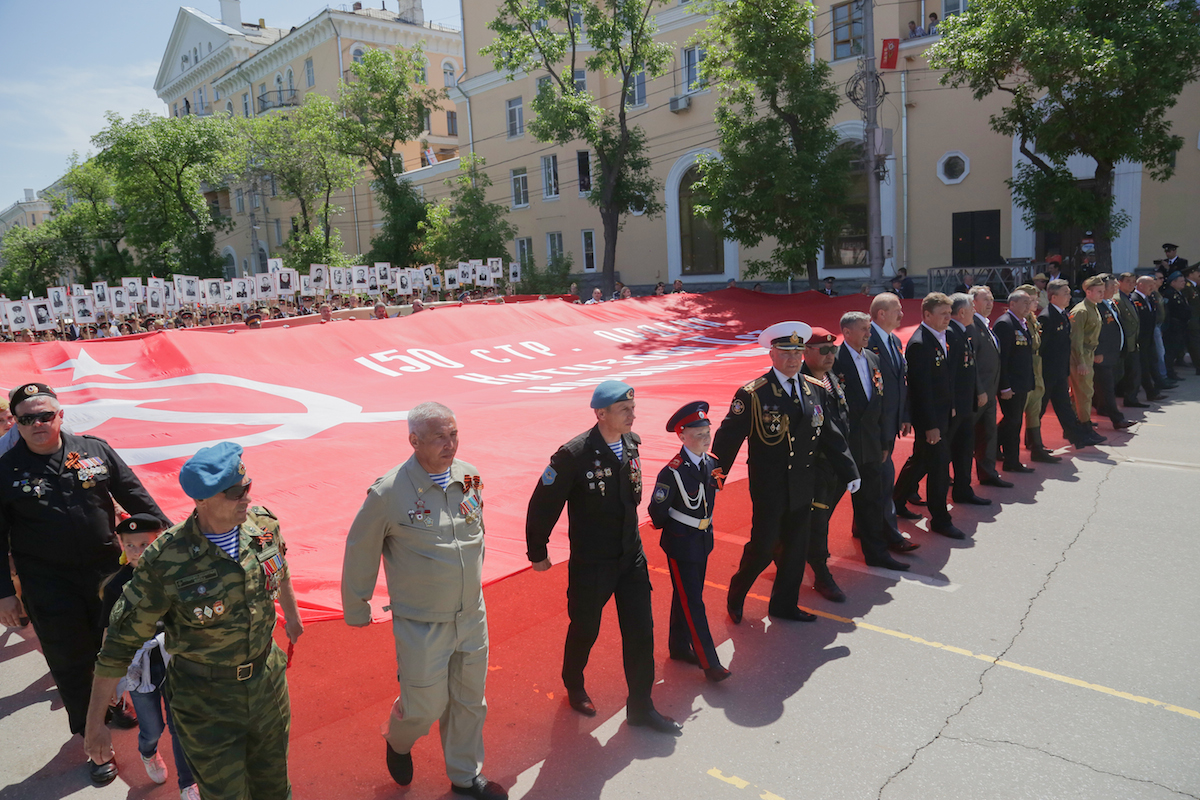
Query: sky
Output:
[[0, 0, 463, 208]]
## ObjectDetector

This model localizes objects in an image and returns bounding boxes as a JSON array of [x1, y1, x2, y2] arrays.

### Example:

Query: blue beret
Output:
[[591, 380, 635, 409], [1168, 271, 1183, 283], [180, 442, 247, 500]]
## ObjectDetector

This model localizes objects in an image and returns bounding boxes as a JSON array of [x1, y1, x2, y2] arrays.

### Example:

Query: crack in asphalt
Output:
[[876, 462, 1120, 799], [942, 735, 1200, 798]]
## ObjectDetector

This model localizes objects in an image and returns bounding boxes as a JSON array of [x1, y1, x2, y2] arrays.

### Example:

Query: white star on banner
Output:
[[44, 348, 136, 381]]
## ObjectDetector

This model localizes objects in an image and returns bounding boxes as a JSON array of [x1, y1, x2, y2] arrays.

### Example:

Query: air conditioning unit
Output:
[[669, 95, 691, 113]]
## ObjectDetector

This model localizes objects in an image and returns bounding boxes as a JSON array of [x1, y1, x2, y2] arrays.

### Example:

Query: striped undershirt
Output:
[[204, 527, 240, 560], [428, 468, 452, 489], [608, 438, 624, 460]]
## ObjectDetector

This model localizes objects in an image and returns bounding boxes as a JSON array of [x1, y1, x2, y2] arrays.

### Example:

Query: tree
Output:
[[230, 94, 361, 266], [43, 154, 131, 284], [484, 0, 672, 296], [92, 112, 235, 276], [929, 0, 1200, 270], [518, 252, 574, 295], [337, 47, 445, 267], [690, 0, 851, 283], [420, 155, 517, 268], [0, 224, 63, 298]]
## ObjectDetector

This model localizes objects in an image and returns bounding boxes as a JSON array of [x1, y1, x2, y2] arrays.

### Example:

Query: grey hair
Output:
[[13, 395, 61, 415], [969, 285, 992, 299], [949, 292, 972, 315], [840, 311, 871, 330], [1008, 289, 1031, 303], [407, 401, 455, 438]]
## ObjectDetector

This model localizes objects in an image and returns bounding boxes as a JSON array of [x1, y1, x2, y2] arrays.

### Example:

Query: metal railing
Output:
[[927, 261, 1044, 300], [257, 89, 299, 113]]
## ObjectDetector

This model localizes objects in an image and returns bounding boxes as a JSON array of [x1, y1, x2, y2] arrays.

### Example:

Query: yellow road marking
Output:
[[650, 566, 1200, 721], [705, 768, 787, 798]]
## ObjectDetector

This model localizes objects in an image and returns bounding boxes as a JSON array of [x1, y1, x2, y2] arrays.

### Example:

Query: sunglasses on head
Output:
[[223, 481, 252, 500], [17, 411, 57, 426]]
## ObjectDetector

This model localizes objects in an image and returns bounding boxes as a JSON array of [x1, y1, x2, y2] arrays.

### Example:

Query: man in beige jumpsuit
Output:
[[341, 401, 506, 800]]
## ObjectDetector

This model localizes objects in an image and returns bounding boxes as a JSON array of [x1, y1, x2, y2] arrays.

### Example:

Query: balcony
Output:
[[257, 89, 300, 113]]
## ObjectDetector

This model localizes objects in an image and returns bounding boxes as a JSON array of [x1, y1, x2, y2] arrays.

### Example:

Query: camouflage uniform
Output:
[[96, 506, 292, 800], [1023, 310, 1045, 431], [1068, 299, 1101, 423]]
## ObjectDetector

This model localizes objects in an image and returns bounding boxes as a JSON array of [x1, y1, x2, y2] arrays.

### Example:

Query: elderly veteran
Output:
[[526, 380, 682, 734], [712, 322, 858, 622], [343, 402, 507, 800], [83, 442, 303, 800]]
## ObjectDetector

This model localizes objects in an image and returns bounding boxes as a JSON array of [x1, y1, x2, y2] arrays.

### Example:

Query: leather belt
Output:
[[172, 645, 270, 682], [667, 508, 711, 530]]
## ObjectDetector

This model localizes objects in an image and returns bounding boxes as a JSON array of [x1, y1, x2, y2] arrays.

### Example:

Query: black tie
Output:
[[789, 377, 799, 401]]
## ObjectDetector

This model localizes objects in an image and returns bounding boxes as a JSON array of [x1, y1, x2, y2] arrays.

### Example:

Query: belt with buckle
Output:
[[172, 645, 271, 682], [667, 508, 711, 530]]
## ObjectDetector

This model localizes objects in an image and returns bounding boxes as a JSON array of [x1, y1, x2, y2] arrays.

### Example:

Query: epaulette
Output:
[[667, 454, 683, 470], [803, 375, 825, 387], [742, 376, 767, 392], [251, 504, 276, 520], [629, 432, 642, 445]]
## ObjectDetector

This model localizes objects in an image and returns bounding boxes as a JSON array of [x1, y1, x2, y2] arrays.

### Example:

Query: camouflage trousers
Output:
[[166, 644, 291, 800], [1024, 356, 1045, 429]]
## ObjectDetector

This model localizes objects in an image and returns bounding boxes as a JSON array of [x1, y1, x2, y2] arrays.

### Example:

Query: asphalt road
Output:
[[3, 382, 1198, 800]]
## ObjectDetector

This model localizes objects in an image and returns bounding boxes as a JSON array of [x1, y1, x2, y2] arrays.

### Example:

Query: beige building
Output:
[[0, 189, 54, 246], [154, 0, 463, 275], [446, 1, 1200, 290]]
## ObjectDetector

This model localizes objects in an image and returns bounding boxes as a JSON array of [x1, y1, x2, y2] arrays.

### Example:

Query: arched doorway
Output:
[[823, 141, 869, 267], [678, 166, 724, 276]]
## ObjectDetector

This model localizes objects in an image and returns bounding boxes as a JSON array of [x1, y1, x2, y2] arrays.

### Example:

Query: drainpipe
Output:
[[902, 70, 910, 272]]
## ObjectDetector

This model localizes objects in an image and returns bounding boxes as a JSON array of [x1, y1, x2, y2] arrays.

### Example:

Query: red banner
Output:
[[881, 38, 900, 69], [0, 290, 926, 622]]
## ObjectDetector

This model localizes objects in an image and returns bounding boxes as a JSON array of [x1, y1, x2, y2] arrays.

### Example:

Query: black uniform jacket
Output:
[[1129, 292, 1158, 345], [648, 447, 717, 563], [0, 432, 169, 597], [526, 425, 644, 565], [971, 316, 1002, 398], [993, 311, 1036, 394], [947, 320, 979, 416], [1038, 303, 1073, 379], [905, 325, 954, 435], [833, 345, 889, 468], [711, 369, 857, 513], [867, 326, 908, 443]]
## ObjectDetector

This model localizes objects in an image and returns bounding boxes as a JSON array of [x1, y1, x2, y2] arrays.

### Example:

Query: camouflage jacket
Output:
[[95, 506, 288, 678]]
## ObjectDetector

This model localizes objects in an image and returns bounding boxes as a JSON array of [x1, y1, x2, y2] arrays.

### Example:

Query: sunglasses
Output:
[[223, 481, 252, 500], [814, 345, 838, 355], [17, 411, 57, 426]]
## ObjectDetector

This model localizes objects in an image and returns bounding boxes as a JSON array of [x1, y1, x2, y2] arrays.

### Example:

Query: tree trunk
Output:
[[807, 257, 819, 291], [1092, 160, 1115, 273], [600, 206, 619, 298]]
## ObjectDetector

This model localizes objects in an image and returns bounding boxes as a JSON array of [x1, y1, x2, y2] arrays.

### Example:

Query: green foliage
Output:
[[691, 0, 850, 281], [230, 94, 361, 248], [929, 0, 1200, 266], [0, 224, 63, 298], [518, 251, 574, 295], [92, 112, 235, 276], [368, 179, 429, 268], [43, 154, 132, 284], [420, 155, 516, 268], [282, 227, 357, 274], [483, 1, 672, 293]]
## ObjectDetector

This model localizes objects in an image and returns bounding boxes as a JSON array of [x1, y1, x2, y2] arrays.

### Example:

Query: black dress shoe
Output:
[[1031, 450, 1062, 464], [768, 605, 817, 622], [813, 579, 846, 602], [669, 650, 700, 665], [895, 504, 922, 520], [889, 539, 921, 553], [704, 665, 732, 683], [979, 476, 1014, 488], [931, 523, 967, 540], [106, 699, 138, 729], [1148, 392, 1166, 401], [908, 493, 926, 506], [386, 742, 413, 786], [1114, 420, 1135, 430], [952, 493, 992, 505], [727, 599, 743, 624], [1002, 462, 1035, 473], [864, 555, 912, 571], [627, 707, 683, 735], [452, 774, 509, 800], [89, 758, 118, 786], [1124, 400, 1150, 408], [568, 690, 597, 717]]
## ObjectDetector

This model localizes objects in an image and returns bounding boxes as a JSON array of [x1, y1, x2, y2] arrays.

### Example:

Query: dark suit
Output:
[[1039, 302, 1089, 444], [1130, 292, 1164, 395], [1093, 300, 1125, 423], [713, 369, 857, 615], [832, 346, 891, 561], [867, 325, 908, 545], [802, 365, 852, 575], [648, 448, 720, 670], [971, 316, 1002, 481], [893, 325, 954, 529], [947, 320, 981, 499], [993, 311, 1035, 466], [1115, 292, 1142, 403]]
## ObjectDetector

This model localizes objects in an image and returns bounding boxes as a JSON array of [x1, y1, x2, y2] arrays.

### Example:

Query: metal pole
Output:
[[861, 0, 884, 288]]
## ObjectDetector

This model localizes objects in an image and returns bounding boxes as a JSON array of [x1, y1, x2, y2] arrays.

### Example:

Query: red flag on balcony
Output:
[[881, 38, 900, 69]]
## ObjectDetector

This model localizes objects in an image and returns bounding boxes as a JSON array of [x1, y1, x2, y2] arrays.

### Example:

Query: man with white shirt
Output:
[[992, 290, 1037, 472], [894, 294, 965, 539], [969, 286, 1012, 489]]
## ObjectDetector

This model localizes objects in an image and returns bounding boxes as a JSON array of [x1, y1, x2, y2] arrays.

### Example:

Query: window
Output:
[[511, 168, 530, 208], [416, 64, 427, 84], [353, 47, 365, 63], [423, 109, 432, 132], [679, 165, 724, 274], [443, 63, 457, 86], [213, 87, 219, 101], [570, 6, 584, 30], [235, 189, 245, 213], [683, 46, 706, 91], [242, 93, 250, 117], [577, 151, 592, 194], [286, 69, 294, 94], [225, 100, 234, 116], [515, 237, 533, 267], [823, 142, 868, 266], [574, 69, 587, 93], [507, 98, 524, 137], [537, 75, 552, 96], [274, 219, 283, 245], [626, 70, 647, 107], [943, 0, 967, 18], [172, 103, 178, 117], [305, 57, 315, 87], [541, 155, 559, 199], [270, 174, 278, 196], [582, 230, 596, 272], [391, 154, 404, 174], [832, 1, 864, 60], [252, 190, 260, 209], [937, 150, 971, 185], [547, 232, 564, 263], [446, 110, 458, 136]]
